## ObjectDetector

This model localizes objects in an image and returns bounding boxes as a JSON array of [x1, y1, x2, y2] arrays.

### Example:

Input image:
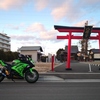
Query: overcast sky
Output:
[[0, 0, 100, 55]]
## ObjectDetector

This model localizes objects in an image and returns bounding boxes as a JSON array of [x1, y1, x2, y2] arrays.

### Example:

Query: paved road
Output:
[[0, 61, 100, 100], [0, 82, 100, 100]]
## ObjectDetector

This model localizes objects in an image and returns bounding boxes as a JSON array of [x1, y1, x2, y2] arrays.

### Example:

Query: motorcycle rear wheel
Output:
[[0, 74, 5, 82], [25, 69, 39, 83]]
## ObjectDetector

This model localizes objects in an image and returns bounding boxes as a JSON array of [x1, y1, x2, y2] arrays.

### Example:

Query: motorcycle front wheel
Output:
[[25, 69, 39, 83]]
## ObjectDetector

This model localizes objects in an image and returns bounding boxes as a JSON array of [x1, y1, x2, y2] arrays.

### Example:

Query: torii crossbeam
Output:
[[54, 25, 100, 70]]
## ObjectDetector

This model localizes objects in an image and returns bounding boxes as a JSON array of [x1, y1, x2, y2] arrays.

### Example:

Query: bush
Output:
[[0, 50, 19, 62]]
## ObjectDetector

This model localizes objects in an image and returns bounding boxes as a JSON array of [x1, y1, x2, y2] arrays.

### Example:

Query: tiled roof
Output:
[[18, 46, 43, 52], [91, 49, 100, 53], [65, 45, 78, 53]]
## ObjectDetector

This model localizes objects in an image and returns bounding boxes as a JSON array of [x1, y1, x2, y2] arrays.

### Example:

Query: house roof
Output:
[[65, 45, 78, 53], [18, 46, 43, 52], [91, 49, 100, 53]]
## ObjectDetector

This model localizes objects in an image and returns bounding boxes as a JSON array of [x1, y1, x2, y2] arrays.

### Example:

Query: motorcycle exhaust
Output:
[[1, 73, 6, 77], [0, 68, 6, 76]]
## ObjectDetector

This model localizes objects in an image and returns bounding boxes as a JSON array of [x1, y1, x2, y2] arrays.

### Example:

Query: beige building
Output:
[[18, 46, 43, 62], [0, 33, 10, 51]]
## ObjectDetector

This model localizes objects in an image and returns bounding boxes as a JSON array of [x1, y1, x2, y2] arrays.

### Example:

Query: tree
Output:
[[0, 50, 5, 60], [56, 48, 65, 62], [78, 39, 91, 54], [41, 55, 48, 62], [0, 50, 19, 61]]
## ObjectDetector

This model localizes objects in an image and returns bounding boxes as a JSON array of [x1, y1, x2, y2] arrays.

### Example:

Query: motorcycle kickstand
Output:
[[11, 75, 15, 82], [12, 78, 15, 82]]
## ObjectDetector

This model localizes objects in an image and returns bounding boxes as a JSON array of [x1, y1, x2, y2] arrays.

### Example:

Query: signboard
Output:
[[83, 26, 93, 39], [94, 54, 100, 59]]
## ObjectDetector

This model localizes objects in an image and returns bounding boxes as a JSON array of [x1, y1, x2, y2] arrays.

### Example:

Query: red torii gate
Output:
[[54, 25, 100, 70]]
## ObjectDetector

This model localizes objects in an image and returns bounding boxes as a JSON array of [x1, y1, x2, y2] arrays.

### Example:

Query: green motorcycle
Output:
[[0, 55, 39, 83]]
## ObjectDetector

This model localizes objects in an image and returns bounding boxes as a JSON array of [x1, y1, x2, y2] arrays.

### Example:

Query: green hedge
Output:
[[0, 50, 19, 62]]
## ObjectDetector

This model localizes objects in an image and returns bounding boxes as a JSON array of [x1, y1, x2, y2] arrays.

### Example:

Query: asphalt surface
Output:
[[1, 61, 100, 100], [54, 61, 100, 73], [40, 61, 100, 79], [0, 82, 100, 100]]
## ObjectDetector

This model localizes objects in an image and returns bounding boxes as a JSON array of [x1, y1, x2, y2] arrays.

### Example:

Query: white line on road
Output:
[[89, 64, 92, 72], [3, 79, 100, 83], [65, 79, 100, 83], [40, 72, 100, 74]]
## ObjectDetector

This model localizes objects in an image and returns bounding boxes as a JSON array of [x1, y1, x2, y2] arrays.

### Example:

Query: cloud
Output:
[[51, 3, 68, 21], [10, 23, 58, 41], [10, 25, 58, 52], [10, 34, 36, 41], [73, 20, 88, 27], [0, 0, 30, 10], [0, 0, 49, 10], [39, 29, 57, 40], [51, 0, 100, 22], [25, 23, 46, 33], [79, 0, 100, 6], [24, 23, 58, 40], [34, 0, 49, 11], [6, 24, 19, 30], [50, 1, 85, 22], [1, 0, 100, 22], [73, 19, 100, 27], [5, 23, 25, 30]]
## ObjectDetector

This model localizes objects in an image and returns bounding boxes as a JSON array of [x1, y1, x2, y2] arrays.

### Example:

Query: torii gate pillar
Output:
[[66, 31, 72, 70], [56, 31, 72, 70]]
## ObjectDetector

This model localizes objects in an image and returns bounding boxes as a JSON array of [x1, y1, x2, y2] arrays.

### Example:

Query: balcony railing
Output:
[[0, 36, 10, 42], [0, 40, 10, 45], [0, 45, 10, 49]]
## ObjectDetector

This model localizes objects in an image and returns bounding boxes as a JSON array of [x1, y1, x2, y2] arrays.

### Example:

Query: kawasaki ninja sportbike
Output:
[[0, 56, 39, 83]]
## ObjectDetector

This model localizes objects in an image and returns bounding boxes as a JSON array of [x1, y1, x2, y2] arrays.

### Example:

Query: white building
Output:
[[18, 46, 43, 62], [0, 33, 10, 51]]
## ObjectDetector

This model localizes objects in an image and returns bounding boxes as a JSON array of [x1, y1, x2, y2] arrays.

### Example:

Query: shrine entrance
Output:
[[54, 25, 100, 70]]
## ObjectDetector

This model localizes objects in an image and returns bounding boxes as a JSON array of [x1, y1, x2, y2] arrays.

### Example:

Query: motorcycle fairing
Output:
[[11, 62, 28, 77]]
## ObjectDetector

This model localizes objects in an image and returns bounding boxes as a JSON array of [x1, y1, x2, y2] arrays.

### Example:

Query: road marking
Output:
[[40, 72, 100, 74], [65, 79, 100, 83], [89, 64, 92, 72], [3, 79, 100, 83]]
